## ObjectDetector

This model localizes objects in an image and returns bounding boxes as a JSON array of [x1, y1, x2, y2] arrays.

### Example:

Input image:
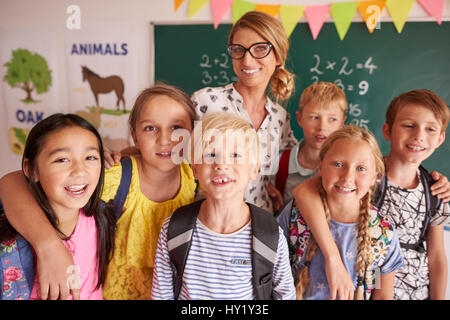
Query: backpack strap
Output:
[[167, 200, 279, 300], [248, 203, 279, 300], [167, 200, 202, 300], [275, 198, 294, 241], [112, 157, 132, 221], [275, 149, 291, 200], [373, 173, 388, 210], [400, 166, 442, 253]]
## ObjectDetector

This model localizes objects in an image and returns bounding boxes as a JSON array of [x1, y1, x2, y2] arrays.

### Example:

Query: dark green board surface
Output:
[[155, 21, 450, 177]]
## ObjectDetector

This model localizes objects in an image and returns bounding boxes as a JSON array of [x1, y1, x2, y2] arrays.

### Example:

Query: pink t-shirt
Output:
[[30, 210, 103, 300]]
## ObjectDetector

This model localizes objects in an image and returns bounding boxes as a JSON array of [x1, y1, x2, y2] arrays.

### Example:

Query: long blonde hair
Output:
[[295, 125, 385, 300], [228, 11, 295, 102]]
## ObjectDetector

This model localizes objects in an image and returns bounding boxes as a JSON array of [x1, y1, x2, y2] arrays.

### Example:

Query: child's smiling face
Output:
[[30, 126, 102, 217], [319, 137, 377, 206], [132, 95, 193, 172], [383, 104, 445, 165], [193, 134, 259, 202]]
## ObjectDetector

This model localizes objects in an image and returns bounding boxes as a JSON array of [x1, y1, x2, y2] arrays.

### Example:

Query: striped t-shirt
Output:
[[152, 217, 295, 300]]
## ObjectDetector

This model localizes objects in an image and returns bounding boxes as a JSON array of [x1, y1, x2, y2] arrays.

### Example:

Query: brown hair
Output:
[[128, 83, 197, 133], [299, 81, 348, 117], [228, 11, 295, 102], [295, 125, 384, 300], [385, 89, 449, 133]]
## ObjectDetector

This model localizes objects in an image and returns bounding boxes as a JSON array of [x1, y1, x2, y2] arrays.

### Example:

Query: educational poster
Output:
[[65, 23, 139, 152], [0, 27, 63, 174]]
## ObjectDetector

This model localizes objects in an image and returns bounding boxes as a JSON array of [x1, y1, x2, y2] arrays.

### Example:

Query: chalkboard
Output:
[[154, 21, 450, 177]]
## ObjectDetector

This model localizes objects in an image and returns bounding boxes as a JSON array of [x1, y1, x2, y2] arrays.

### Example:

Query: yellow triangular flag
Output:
[[254, 4, 281, 17], [386, 0, 415, 33], [174, 0, 185, 12], [188, 0, 210, 18], [279, 5, 305, 38], [358, 0, 386, 33], [232, 0, 256, 23]]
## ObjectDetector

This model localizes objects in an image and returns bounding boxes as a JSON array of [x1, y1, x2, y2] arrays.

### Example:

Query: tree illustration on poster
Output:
[[3, 49, 52, 103]]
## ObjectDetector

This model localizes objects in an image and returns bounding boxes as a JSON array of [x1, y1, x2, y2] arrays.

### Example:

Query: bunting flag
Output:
[[174, 0, 185, 12], [418, 0, 444, 25], [178, 0, 446, 39], [254, 4, 280, 17], [279, 5, 305, 38], [331, 1, 358, 40], [232, 0, 256, 23], [305, 5, 331, 40], [386, 0, 415, 33], [211, 0, 234, 29], [188, 0, 209, 18], [358, 0, 386, 33]]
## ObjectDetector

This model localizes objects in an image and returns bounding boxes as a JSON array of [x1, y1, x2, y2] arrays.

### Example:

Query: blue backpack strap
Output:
[[275, 198, 294, 242], [112, 157, 132, 221]]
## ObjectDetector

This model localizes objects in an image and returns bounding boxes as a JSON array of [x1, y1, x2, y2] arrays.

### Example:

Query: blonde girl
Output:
[[282, 125, 404, 299], [0, 84, 198, 300]]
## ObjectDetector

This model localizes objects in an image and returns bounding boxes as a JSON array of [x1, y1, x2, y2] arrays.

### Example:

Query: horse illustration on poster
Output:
[[81, 65, 125, 111]]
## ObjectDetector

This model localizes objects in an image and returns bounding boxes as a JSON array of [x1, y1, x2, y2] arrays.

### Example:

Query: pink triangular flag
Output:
[[211, 0, 234, 29], [304, 5, 331, 40], [418, 0, 445, 24]]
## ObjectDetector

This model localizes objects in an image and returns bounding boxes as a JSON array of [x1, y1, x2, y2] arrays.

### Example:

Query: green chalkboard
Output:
[[154, 21, 450, 177]]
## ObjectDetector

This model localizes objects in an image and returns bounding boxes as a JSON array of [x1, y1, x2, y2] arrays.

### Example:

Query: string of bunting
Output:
[[174, 0, 445, 39]]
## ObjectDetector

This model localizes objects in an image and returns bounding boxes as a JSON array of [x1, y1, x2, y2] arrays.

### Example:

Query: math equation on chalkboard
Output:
[[308, 54, 379, 130], [200, 53, 238, 86]]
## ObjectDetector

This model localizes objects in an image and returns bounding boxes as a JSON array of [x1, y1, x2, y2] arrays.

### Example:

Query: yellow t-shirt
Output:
[[101, 156, 196, 300]]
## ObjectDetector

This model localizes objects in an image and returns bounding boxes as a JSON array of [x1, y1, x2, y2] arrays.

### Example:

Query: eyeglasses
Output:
[[227, 42, 273, 60]]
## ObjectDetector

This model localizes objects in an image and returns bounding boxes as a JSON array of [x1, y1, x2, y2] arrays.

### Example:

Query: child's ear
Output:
[[249, 163, 260, 181], [382, 123, 391, 141], [191, 164, 199, 180], [22, 159, 38, 182], [436, 131, 446, 148], [131, 130, 138, 146], [296, 110, 303, 128]]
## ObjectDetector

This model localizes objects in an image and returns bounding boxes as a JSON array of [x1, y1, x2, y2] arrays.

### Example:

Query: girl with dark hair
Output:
[[0, 113, 116, 300]]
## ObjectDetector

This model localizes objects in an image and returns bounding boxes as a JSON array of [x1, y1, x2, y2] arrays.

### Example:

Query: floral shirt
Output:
[[0, 238, 35, 300], [192, 83, 297, 213]]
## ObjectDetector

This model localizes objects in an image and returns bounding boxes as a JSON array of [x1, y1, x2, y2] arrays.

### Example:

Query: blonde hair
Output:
[[385, 89, 449, 133], [228, 11, 295, 102], [295, 125, 384, 300], [192, 113, 260, 165], [128, 83, 197, 133], [299, 82, 348, 117]]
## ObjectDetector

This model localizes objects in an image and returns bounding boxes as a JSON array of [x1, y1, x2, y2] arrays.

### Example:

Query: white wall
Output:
[[0, 0, 449, 299]]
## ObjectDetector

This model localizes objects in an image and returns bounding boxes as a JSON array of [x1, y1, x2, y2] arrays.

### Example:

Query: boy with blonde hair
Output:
[[152, 113, 295, 300], [269, 82, 348, 209], [293, 89, 450, 300]]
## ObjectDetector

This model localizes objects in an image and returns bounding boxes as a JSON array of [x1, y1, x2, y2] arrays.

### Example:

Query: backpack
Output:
[[167, 200, 280, 300], [373, 165, 442, 253], [275, 149, 291, 199]]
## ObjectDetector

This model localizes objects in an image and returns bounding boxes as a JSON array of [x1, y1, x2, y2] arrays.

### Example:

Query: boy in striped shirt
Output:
[[151, 113, 295, 300]]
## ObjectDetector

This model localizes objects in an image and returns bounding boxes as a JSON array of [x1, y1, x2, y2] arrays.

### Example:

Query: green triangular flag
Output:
[[188, 0, 209, 18], [279, 5, 305, 38], [330, 1, 358, 40], [232, 0, 256, 24]]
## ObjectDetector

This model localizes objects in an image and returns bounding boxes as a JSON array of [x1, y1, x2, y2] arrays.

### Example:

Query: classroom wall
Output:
[[1, 0, 449, 299]]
